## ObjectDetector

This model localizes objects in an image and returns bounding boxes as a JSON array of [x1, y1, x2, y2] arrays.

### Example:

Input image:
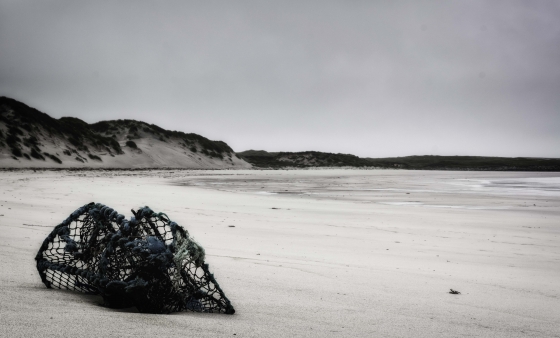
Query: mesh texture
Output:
[[35, 202, 235, 314]]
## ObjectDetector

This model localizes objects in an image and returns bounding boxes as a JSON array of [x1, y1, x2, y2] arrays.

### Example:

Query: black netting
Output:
[[35, 202, 235, 314]]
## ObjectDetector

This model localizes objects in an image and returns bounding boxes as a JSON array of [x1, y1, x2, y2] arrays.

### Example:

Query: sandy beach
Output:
[[0, 169, 559, 337]]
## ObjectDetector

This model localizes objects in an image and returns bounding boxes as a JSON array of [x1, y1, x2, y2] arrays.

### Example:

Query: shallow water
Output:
[[459, 177, 560, 196], [176, 170, 560, 211]]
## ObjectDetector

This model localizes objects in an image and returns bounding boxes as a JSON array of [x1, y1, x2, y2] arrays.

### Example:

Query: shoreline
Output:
[[1, 166, 560, 172], [1, 169, 559, 337]]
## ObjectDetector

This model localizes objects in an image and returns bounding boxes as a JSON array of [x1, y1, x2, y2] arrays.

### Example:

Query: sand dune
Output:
[[0, 136, 251, 169], [0, 169, 559, 337], [0, 96, 252, 169]]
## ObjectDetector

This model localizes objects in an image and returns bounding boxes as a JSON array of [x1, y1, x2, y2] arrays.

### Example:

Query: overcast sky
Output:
[[1, 1, 559, 157]]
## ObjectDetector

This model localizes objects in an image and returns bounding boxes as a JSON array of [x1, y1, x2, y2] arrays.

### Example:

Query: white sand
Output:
[[0, 169, 559, 337]]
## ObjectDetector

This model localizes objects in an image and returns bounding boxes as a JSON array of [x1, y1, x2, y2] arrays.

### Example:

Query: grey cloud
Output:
[[1, 0, 559, 157]]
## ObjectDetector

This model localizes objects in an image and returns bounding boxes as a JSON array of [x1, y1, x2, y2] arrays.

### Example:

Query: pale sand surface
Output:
[[0, 135, 252, 169], [0, 169, 559, 337]]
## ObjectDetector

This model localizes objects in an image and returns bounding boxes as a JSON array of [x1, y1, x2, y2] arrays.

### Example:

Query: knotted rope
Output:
[[35, 202, 235, 314]]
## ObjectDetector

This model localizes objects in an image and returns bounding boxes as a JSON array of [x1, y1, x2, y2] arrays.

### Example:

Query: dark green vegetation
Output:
[[236, 149, 279, 157], [0, 96, 236, 164], [238, 150, 560, 171], [237, 150, 374, 168], [88, 154, 102, 161], [365, 155, 560, 171], [125, 140, 138, 148], [43, 152, 62, 164], [60, 117, 122, 154], [0, 97, 122, 162], [30, 148, 45, 160], [90, 118, 233, 158]]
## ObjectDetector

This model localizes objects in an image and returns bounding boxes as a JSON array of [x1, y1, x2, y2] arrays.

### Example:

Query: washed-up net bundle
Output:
[[35, 202, 235, 314]]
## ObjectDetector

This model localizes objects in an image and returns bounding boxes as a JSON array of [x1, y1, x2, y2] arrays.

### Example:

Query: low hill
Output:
[[365, 155, 560, 171], [238, 150, 560, 171], [236, 150, 373, 168], [236, 149, 279, 157], [0, 96, 251, 169]]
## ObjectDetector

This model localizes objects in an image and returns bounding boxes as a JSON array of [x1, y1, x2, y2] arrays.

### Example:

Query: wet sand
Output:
[[0, 169, 559, 337]]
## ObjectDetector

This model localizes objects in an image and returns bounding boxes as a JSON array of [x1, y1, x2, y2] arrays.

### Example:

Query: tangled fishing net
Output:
[[35, 202, 235, 314]]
